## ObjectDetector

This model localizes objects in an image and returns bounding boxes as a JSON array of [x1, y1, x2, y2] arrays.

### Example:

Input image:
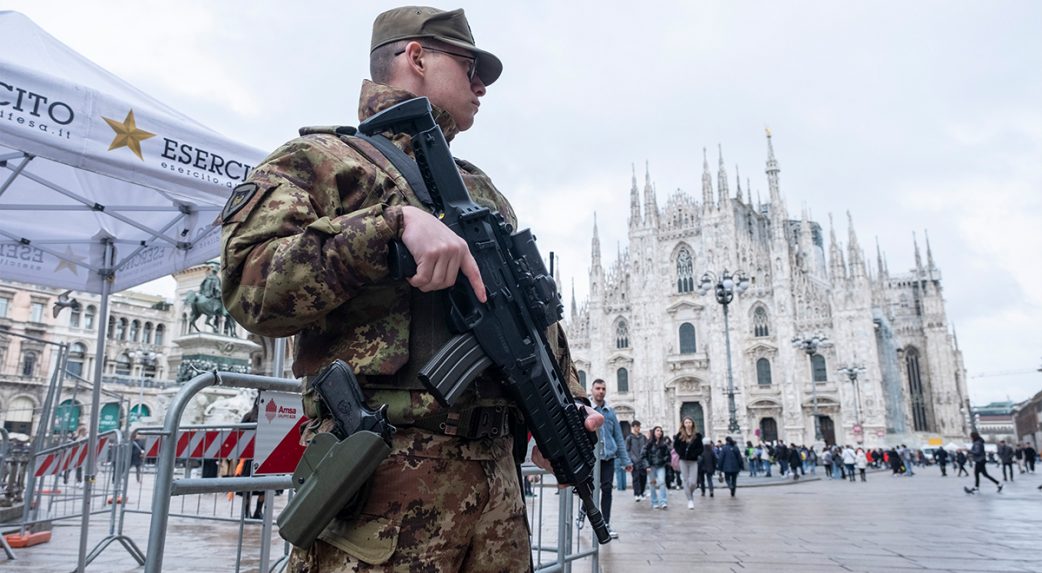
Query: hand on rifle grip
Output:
[[392, 206, 486, 302]]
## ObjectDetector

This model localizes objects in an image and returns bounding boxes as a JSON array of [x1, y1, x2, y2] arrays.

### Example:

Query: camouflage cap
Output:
[[371, 6, 503, 86]]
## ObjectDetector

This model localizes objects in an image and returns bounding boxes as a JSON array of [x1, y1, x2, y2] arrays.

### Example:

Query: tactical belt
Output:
[[408, 406, 513, 440]]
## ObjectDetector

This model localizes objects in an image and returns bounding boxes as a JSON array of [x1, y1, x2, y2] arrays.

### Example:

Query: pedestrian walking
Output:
[[696, 437, 717, 497], [822, 448, 834, 480], [934, 447, 950, 476], [673, 417, 702, 510], [855, 447, 868, 482], [591, 379, 632, 538], [889, 447, 904, 476], [998, 440, 1015, 482], [626, 421, 649, 502], [788, 444, 802, 481], [762, 443, 773, 477], [1024, 443, 1037, 473], [775, 442, 788, 477], [746, 441, 758, 478], [842, 445, 857, 482], [965, 431, 1002, 495], [719, 436, 745, 496], [900, 445, 915, 476], [642, 426, 672, 509], [956, 449, 969, 477]]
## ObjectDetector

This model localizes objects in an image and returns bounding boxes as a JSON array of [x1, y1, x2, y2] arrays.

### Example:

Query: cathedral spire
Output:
[[702, 148, 714, 210], [846, 211, 866, 279], [717, 144, 729, 206], [765, 127, 781, 205], [629, 163, 641, 227], [925, 229, 937, 275], [591, 212, 601, 268], [828, 213, 847, 281], [644, 160, 658, 226], [570, 278, 577, 319], [913, 231, 924, 277], [736, 165, 742, 203], [875, 236, 888, 281]]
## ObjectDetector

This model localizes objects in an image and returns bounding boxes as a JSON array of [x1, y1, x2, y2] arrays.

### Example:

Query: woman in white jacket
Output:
[[842, 446, 857, 483], [855, 447, 868, 482]]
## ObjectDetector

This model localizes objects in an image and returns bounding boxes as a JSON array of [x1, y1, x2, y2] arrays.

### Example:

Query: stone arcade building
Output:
[[567, 134, 970, 447]]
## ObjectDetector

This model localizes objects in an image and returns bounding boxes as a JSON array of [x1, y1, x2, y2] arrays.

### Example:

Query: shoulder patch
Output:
[[222, 183, 258, 223]]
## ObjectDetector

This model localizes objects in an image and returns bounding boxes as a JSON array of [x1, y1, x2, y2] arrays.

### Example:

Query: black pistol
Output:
[[276, 360, 395, 549]]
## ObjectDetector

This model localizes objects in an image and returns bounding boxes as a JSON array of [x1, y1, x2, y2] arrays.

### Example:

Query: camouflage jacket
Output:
[[221, 80, 583, 425]]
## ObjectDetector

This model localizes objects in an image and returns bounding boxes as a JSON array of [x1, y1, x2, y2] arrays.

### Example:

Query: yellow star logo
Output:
[[103, 110, 155, 160], [54, 246, 87, 276]]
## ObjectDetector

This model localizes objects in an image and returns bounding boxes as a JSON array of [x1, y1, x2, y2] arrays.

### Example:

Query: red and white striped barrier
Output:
[[33, 435, 111, 477], [142, 429, 254, 461]]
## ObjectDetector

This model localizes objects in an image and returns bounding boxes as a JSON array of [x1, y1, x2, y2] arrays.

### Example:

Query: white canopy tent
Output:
[[0, 11, 265, 570]]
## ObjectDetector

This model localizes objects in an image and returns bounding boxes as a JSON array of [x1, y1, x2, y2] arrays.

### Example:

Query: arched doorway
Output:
[[680, 402, 705, 435], [54, 399, 82, 433], [759, 417, 778, 443], [99, 402, 122, 432], [819, 415, 836, 446], [129, 404, 151, 424]]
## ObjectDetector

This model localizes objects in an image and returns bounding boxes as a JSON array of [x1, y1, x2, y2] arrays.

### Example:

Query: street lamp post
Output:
[[837, 365, 866, 443], [792, 334, 832, 442], [697, 270, 750, 435]]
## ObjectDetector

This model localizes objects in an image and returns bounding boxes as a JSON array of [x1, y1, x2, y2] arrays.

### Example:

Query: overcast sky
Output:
[[8, 0, 1039, 405]]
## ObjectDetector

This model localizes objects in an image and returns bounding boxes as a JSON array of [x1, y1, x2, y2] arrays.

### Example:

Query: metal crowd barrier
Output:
[[0, 428, 14, 560], [524, 463, 602, 573], [144, 371, 300, 573]]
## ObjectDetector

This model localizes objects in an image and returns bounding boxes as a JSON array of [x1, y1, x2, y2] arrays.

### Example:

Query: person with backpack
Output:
[[745, 441, 758, 478], [696, 437, 717, 497], [673, 417, 702, 509]]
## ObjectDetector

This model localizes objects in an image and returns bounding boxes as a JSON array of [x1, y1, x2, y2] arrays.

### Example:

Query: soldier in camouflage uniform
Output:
[[221, 6, 599, 572]]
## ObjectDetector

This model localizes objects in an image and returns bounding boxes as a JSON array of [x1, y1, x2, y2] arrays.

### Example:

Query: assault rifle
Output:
[[358, 97, 611, 545]]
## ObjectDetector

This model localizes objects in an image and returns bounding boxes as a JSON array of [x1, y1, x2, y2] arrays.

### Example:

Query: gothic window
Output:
[[68, 342, 87, 378], [143, 322, 153, 344], [115, 353, 132, 376], [676, 248, 694, 293], [753, 307, 770, 337], [905, 347, 930, 432], [84, 305, 96, 330], [811, 354, 828, 382], [70, 306, 81, 328], [617, 367, 629, 393], [678, 323, 696, 354], [615, 320, 629, 349], [756, 358, 772, 386], [130, 320, 141, 342], [21, 351, 38, 377], [154, 324, 165, 346], [578, 370, 587, 390]]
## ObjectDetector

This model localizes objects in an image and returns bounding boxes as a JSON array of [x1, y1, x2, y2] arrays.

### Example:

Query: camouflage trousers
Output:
[[287, 428, 531, 573]]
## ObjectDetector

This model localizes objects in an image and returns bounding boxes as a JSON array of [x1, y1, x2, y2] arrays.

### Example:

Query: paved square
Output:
[[3, 467, 1040, 572]]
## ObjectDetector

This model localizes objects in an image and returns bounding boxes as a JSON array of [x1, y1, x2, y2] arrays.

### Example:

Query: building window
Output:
[[117, 318, 128, 341], [115, 353, 132, 376], [107, 315, 116, 340], [578, 370, 587, 390], [616, 367, 629, 393], [756, 358, 772, 386], [0, 296, 10, 318], [84, 305, 96, 330], [5, 396, 36, 435], [753, 307, 770, 337], [67, 342, 87, 378], [21, 351, 38, 377], [811, 354, 828, 382], [906, 347, 930, 432], [30, 302, 45, 323], [679, 323, 696, 354], [154, 324, 165, 346], [130, 320, 141, 342], [615, 320, 629, 349], [70, 306, 81, 328], [676, 248, 694, 293], [143, 322, 153, 344]]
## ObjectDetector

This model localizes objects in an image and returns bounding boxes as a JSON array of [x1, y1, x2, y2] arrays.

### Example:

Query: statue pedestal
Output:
[[165, 333, 263, 425]]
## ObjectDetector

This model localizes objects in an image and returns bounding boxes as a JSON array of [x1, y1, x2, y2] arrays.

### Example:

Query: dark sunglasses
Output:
[[395, 44, 478, 82]]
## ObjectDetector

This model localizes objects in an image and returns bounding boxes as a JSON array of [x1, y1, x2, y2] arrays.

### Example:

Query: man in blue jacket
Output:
[[591, 378, 632, 539]]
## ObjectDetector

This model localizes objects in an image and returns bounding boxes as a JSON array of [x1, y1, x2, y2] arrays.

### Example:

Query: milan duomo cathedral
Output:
[[565, 133, 970, 447]]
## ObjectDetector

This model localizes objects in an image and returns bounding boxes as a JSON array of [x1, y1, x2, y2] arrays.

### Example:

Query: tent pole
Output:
[[76, 240, 114, 573]]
